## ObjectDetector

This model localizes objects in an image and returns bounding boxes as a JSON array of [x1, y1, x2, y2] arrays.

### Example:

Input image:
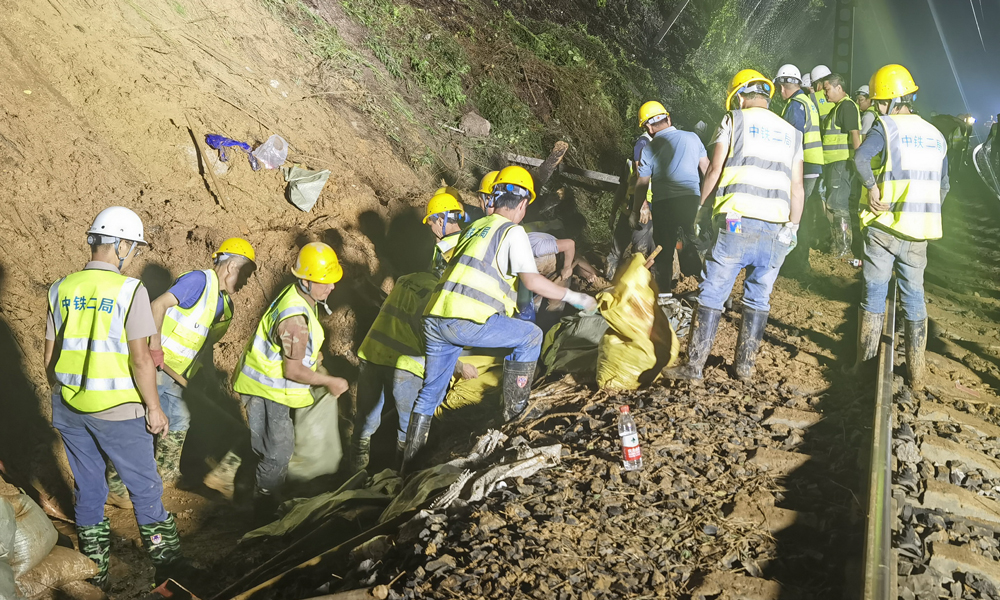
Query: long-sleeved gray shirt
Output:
[[854, 121, 950, 203]]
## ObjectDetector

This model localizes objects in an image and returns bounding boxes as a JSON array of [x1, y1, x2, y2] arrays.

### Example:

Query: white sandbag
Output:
[[0, 497, 15, 562], [0, 560, 23, 600], [15, 546, 97, 598], [7, 495, 57, 578], [287, 390, 343, 482]]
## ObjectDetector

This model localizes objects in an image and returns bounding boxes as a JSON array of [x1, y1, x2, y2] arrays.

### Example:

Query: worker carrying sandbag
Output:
[[232, 242, 350, 522], [44, 207, 191, 588], [403, 166, 597, 470]]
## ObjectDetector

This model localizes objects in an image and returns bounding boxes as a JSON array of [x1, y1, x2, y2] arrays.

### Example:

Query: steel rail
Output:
[[862, 279, 897, 600]]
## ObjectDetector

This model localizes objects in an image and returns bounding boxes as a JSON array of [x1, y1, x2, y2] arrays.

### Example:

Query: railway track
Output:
[[864, 282, 1000, 600]]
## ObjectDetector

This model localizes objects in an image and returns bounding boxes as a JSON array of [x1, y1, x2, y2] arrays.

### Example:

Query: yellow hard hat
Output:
[[491, 165, 536, 203], [291, 242, 343, 284], [726, 69, 774, 110], [478, 171, 500, 195], [638, 101, 669, 128], [212, 237, 256, 264], [434, 185, 463, 204], [869, 64, 918, 101], [423, 191, 465, 224]]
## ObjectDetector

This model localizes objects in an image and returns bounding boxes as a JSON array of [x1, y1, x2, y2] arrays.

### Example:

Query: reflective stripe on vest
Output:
[[358, 272, 437, 378], [424, 214, 519, 323], [232, 284, 325, 408], [713, 108, 796, 223], [822, 97, 859, 163], [861, 114, 946, 241], [626, 133, 653, 203], [811, 90, 833, 118], [430, 231, 461, 279], [161, 270, 232, 377], [783, 93, 823, 166], [48, 270, 143, 412]]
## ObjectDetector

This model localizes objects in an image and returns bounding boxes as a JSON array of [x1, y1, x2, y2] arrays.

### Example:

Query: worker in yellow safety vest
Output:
[[141, 238, 256, 487], [809, 65, 834, 119], [852, 64, 949, 390], [606, 105, 657, 280], [232, 242, 349, 519], [425, 190, 468, 278], [402, 166, 597, 470], [855, 84, 878, 137], [45, 207, 189, 588], [477, 171, 500, 214], [664, 69, 804, 382], [821, 72, 863, 257]]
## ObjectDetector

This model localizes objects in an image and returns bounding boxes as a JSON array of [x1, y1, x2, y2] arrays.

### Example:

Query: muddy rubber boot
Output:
[[849, 309, 885, 373], [77, 518, 111, 591], [502, 359, 537, 422], [395, 439, 406, 471], [734, 308, 769, 381], [203, 450, 241, 499], [401, 412, 432, 474], [155, 430, 187, 487], [105, 465, 132, 509], [139, 514, 184, 585], [905, 318, 928, 391], [348, 437, 371, 474], [661, 306, 722, 380]]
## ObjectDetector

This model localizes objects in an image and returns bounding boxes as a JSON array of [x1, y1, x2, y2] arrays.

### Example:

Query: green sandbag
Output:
[[541, 312, 609, 376], [378, 464, 465, 524], [283, 166, 331, 212]]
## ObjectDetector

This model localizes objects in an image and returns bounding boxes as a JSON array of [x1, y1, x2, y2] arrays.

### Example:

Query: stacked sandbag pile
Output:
[[0, 477, 104, 600]]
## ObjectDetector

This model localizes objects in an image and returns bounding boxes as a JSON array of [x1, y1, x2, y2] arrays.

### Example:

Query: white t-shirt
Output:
[[495, 225, 538, 279], [861, 110, 877, 135]]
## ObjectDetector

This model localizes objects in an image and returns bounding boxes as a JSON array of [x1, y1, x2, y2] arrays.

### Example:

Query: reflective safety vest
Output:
[[424, 213, 519, 323], [626, 133, 653, 206], [160, 270, 233, 377], [822, 97, 859, 164], [811, 89, 833, 119], [713, 107, 797, 223], [47, 270, 143, 413], [233, 284, 325, 408], [429, 231, 461, 279], [861, 114, 946, 241], [358, 272, 437, 378], [782, 92, 823, 167]]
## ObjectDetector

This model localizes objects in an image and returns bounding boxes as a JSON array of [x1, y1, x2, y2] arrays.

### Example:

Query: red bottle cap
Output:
[[619, 405, 629, 413]]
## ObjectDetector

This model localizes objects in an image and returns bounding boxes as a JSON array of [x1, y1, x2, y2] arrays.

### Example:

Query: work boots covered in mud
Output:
[[502, 359, 537, 422], [156, 430, 187, 487], [734, 308, 768, 381], [850, 309, 885, 374], [905, 318, 928, 391], [77, 518, 111, 590], [401, 412, 432, 474], [139, 514, 191, 584], [661, 305, 722, 381], [348, 437, 371, 474]]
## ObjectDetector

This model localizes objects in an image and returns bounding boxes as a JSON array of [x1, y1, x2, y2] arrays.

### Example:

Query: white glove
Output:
[[777, 223, 799, 253], [562, 289, 597, 312]]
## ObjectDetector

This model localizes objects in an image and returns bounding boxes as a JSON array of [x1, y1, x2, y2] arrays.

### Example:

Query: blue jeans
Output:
[[699, 217, 790, 312], [156, 371, 189, 432], [412, 315, 543, 416], [52, 394, 167, 527], [356, 361, 422, 443], [861, 226, 928, 321], [242, 395, 294, 494]]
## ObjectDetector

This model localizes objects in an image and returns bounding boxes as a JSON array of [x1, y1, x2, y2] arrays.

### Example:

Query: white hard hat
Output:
[[811, 65, 832, 83], [855, 84, 870, 96], [87, 206, 147, 245], [801, 73, 812, 87], [774, 64, 801, 84]]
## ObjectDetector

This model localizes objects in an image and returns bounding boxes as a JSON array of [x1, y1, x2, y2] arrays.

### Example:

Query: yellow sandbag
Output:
[[596, 253, 679, 390], [435, 355, 503, 419]]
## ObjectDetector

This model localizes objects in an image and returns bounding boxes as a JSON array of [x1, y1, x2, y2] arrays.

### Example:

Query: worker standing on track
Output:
[[821, 72, 863, 257], [232, 242, 349, 520], [631, 101, 709, 292], [45, 207, 187, 588], [775, 64, 823, 274], [852, 64, 949, 391], [856, 84, 878, 137], [664, 69, 804, 382], [145, 238, 256, 487], [425, 190, 467, 278], [403, 166, 597, 468]]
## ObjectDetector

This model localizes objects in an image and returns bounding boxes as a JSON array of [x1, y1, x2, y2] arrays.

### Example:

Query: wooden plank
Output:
[[504, 153, 620, 185]]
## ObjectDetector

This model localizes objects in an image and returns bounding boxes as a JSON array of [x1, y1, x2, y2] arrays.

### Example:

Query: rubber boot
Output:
[[734, 308, 769, 381], [502, 359, 537, 422], [661, 306, 722, 380], [905, 318, 928, 391], [252, 491, 280, 527], [105, 465, 132, 509], [401, 412, 432, 474], [833, 216, 852, 258], [77, 518, 111, 591], [155, 430, 187, 487], [139, 514, 183, 584], [349, 437, 371, 474], [850, 309, 885, 373], [203, 450, 241, 499], [395, 439, 406, 471]]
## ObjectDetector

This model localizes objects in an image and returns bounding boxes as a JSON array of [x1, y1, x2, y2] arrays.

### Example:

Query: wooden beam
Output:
[[503, 153, 620, 186]]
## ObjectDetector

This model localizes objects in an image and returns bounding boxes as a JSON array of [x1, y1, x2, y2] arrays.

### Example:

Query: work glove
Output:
[[149, 348, 165, 370], [777, 223, 799, 254], [695, 203, 713, 235], [562, 289, 597, 313]]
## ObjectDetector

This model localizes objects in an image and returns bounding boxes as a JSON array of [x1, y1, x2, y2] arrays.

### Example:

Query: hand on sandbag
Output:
[[146, 407, 169, 435], [326, 376, 349, 397], [777, 223, 799, 254], [456, 361, 479, 380], [563, 289, 597, 313]]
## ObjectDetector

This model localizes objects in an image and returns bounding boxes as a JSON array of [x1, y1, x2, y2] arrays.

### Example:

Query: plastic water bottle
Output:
[[618, 405, 643, 471]]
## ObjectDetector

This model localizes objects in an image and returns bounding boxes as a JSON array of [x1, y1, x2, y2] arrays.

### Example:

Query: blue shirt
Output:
[[783, 90, 807, 132], [637, 127, 707, 200], [167, 271, 227, 321]]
